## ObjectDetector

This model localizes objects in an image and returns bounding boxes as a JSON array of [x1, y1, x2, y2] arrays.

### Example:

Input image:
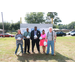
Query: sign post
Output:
[[20, 17, 22, 24], [51, 18, 55, 55], [1, 12, 5, 37]]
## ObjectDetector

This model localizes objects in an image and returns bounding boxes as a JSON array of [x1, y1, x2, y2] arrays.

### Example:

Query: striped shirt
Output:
[[15, 34, 23, 44]]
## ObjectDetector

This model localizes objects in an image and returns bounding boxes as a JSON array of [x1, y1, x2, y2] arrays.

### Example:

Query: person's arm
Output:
[[45, 32, 48, 40], [39, 31, 41, 37], [15, 34, 18, 40], [29, 32, 31, 39], [31, 31, 32, 40], [24, 32, 26, 38], [22, 34, 24, 40]]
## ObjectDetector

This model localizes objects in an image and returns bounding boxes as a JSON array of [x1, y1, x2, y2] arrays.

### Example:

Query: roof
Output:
[[0, 29, 3, 31]]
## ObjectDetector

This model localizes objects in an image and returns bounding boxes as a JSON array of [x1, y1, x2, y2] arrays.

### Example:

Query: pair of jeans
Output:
[[47, 40, 54, 55], [15, 43, 23, 54]]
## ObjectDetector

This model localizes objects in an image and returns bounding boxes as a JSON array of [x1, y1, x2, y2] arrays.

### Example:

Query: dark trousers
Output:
[[24, 39, 30, 53], [32, 39, 40, 52]]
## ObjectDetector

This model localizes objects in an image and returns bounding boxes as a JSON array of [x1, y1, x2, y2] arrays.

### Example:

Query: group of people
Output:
[[15, 26, 57, 56]]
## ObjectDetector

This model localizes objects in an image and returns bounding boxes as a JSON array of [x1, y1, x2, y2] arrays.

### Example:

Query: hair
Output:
[[42, 29, 45, 34], [17, 29, 22, 35], [42, 29, 45, 31], [49, 27, 53, 30], [34, 26, 37, 28], [26, 28, 29, 30]]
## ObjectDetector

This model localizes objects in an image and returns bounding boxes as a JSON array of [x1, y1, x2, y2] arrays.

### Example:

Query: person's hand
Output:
[[54, 40, 56, 42], [36, 37, 38, 39], [42, 38, 45, 40]]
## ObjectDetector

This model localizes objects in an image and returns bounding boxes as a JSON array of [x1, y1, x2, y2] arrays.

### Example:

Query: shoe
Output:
[[43, 51, 45, 53], [28, 52, 30, 54], [24, 51, 26, 54], [46, 53, 49, 55], [52, 54, 56, 56], [32, 52, 35, 54], [22, 53, 24, 56], [14, 53, 18, 56], [38, 51, 40, 53]]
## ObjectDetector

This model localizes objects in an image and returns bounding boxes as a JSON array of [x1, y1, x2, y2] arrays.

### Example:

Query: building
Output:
[[0, 29, 3, 34], [0, 29, 5, 34]]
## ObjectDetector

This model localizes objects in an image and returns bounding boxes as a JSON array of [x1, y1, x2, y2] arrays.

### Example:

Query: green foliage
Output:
[[0, 21, 20, 32], [53, 24, 58, 28], [46, 12, 62, 24], [25, 12, 45, 23], [58, 21, 75, 29]]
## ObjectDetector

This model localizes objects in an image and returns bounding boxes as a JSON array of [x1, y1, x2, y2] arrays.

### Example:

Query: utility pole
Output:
[[51, 18, 53, 24], [1, 12, 5, 37], [20, 17, 22, 24]]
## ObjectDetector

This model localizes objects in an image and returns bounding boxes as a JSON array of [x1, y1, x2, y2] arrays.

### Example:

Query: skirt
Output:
[[40, 39, 47, 47]]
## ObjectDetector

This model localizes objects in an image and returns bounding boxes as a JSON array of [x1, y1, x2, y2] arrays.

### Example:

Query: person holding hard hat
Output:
[[39, 30, 47, 53], [46, 27, 57, 55], [15, 29, 23, 55], [31, 26, 41, 53], [23, 28, 31, 54]]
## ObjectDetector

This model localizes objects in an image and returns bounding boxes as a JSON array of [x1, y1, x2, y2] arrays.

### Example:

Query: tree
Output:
[[67, 21, 75, 29], [14, 21, 20, 30], [74, 26, 75, 29], [25, 12, 45, 23], [53, 24, 58, 28], [46, 12, 61, 24]]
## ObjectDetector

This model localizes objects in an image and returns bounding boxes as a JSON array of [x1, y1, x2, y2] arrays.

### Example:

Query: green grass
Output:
[[0, 36, 75, 62]]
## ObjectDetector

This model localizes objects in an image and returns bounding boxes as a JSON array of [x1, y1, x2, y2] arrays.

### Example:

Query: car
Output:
[[0, 33, 14, 37], [56, 31, 66, 36], [70, 32, 75, 36], [66, 31, 72, 35], [66, 31, 75, 35]]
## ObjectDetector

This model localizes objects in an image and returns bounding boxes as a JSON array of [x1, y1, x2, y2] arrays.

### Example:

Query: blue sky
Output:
[[0, 11, 75, 25]]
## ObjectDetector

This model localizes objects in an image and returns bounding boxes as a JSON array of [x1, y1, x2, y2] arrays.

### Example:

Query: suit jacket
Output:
[[31, 30, 41, 40]]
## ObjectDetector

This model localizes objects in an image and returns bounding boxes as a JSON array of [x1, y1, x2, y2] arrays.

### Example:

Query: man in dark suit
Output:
[[31, 26, 41, 53]]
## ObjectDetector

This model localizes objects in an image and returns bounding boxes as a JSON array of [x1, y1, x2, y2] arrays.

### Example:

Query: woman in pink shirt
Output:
[[40, 30, 47, 53]]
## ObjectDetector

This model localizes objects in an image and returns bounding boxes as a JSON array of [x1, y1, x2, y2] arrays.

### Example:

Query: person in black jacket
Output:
[[31, 26, 41, 53]]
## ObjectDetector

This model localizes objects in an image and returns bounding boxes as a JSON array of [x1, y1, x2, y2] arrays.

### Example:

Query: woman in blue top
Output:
[[15, 29, 23, 55]]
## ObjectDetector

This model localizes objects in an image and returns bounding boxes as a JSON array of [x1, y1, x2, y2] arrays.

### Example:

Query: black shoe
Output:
[[46, 53, 49, 55], [24, 52, 26, 54], [28, 52, 30, 54], [52, 54, 55, 56], [38, 51, 40, 53]]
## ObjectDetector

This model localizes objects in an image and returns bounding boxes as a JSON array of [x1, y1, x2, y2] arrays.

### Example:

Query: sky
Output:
[[0, 11, 75, 25]]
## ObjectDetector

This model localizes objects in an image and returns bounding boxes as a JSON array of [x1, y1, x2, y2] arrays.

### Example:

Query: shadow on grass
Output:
[[17, 52, 75, 62]]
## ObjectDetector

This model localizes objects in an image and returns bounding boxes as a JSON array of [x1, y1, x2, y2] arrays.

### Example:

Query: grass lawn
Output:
[[0, 36, 75, 62]]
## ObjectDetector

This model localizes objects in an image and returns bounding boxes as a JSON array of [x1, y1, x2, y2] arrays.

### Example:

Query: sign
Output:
[[20, 24, 53, 34]]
